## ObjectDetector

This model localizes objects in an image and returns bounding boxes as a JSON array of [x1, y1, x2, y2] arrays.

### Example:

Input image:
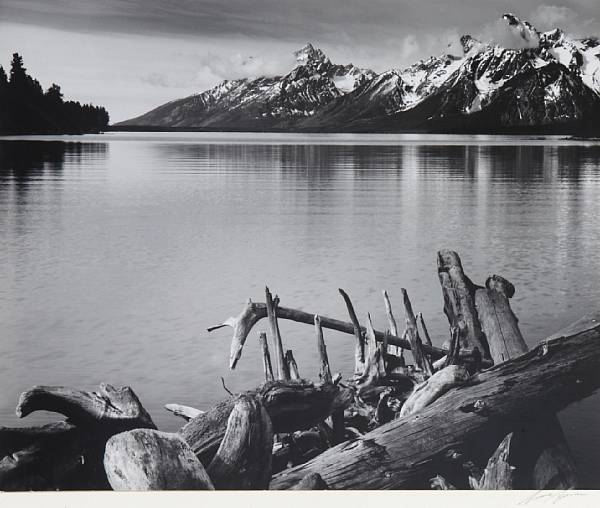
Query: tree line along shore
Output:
[[0, 53, 109, 135]]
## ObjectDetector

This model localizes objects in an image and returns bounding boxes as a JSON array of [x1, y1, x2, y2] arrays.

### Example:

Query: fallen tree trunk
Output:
[[209, 299, 486, 369], [180, 380, 353, 464], [270, 322, 600, 489]]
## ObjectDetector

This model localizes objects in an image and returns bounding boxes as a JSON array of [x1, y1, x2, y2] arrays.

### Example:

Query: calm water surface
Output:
[[1, 132, 600, 486]]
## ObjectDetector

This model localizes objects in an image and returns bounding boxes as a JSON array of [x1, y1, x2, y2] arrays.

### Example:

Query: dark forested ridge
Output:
[[0, 53, 109, 135]]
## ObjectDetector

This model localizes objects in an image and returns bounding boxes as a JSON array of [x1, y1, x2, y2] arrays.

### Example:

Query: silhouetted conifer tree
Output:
[[0, 52, 109, 134]]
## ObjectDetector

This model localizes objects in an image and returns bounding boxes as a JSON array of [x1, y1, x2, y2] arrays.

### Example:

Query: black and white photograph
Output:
[[2, 0, 600, 497]]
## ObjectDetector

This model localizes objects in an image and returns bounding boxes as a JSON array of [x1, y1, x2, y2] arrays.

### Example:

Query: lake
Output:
[[1, 132, 599, 487]]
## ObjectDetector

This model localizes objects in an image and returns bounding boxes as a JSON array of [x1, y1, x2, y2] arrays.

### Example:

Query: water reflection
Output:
[[1, 136, 600, 487]]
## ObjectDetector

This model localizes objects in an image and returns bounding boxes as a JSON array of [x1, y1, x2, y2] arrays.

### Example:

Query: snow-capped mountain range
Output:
[[118, 14, 600, 133]]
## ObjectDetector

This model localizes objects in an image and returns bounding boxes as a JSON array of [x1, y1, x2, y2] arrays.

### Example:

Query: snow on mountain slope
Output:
[[118, 13, 600, 133], [119, 43, 375, 127]]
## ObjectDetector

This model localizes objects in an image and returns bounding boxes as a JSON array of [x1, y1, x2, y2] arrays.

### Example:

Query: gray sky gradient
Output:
[[1, 0, 599, 121]]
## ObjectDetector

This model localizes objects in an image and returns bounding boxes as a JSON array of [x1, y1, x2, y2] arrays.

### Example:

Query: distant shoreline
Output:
[[107, 124, 600, 136]]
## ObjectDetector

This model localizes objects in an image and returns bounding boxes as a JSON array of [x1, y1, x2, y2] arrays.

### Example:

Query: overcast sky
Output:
[[1, 1, 600, 122]]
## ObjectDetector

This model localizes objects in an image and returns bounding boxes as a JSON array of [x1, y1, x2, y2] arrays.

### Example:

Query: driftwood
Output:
[[444, 327, 462, 368], [2, 384, 156, 490], [16, 384, 156, 431], [417, 312, 433, 347], [471, 432, 516, 489], [365, 313, 387, 378], [292, 472, 329, 490], [383, 290, 403, 359], [164, 404, 204, 422], [259, 332, 275, 382], [207, 395, 273, 489], [315, 315, 333, 383], [266, 287, 289, 381], [401, 288, 434, 376], [399, 365, 470, 417], [314, 314, 345, 444], [472, 267, 578, 489], [285, 350, 301, 381], [209, 298, 485, 369], [180, 380, 353, 464], [4, 251, 598, 492], [437, 250, 489, 358], [430, 475, 456, 489], [339, 288, 366, 375], [270, 323, 600, 489], [104, 429, 214, 490], [474, 275, 527, 363]]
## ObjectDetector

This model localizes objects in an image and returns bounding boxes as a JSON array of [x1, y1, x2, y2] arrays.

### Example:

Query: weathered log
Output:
[[16, 384, 156, 431], [260, 380, 353, 434], [266, 287, 289, 381], [437, 250, 489, 358], [399, 365, 470, 417], [383, 290, 404, 359], [471, 432, 516, 489], [210, 299, 485, 369], [339, 288, 366, 375], [285, 350, 301, 381], [474, 275, 527, 363], [292, 472, 329, 490], [401, 289, 434, 376], [180, 380, 353, 464], [259, 331, 275, 382], [269, 320, 600, 489], [207, 395, 273, 489], [164, 404, 204, 422], [104, 429, 214, 490]]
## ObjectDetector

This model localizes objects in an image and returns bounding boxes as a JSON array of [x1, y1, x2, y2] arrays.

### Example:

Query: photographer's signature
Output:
[[518, 490, 589, 506]]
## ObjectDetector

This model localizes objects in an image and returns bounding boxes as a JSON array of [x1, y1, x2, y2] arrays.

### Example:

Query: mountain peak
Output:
[[294, 43, 329, 64], [460, 35, 481, 54], [502, 13, 540, 48]]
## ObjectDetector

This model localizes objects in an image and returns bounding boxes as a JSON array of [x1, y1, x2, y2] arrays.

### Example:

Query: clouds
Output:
[[478, 16, 540, 51], [2, 1, 600, 121], [196, 52, 298, 82], [529, 4, 600, 37], [530, 5, 579, 30]]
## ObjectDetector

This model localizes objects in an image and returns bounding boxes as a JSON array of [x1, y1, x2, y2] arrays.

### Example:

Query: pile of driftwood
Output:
[[2, 250, 600, 491]]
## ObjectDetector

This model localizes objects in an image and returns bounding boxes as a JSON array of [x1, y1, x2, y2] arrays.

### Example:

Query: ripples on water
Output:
[[1, 133, 600, 486]]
